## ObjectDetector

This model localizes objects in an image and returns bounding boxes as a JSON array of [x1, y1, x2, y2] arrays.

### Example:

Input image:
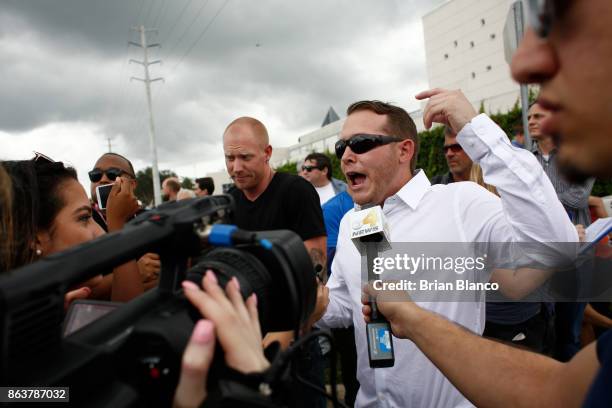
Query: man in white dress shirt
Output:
[[316, 95, 577, 407]]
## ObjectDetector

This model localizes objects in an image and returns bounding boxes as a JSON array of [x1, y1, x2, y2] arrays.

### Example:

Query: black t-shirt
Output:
[[228, 172, 326, 241]]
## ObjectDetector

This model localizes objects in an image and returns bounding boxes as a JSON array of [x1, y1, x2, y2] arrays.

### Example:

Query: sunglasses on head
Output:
[[443, 143, 463, 154], [302, 165, 322, 172], [88, 167, 133, 183], [335, 134, 403, 159], [31, 151, 55, 164]]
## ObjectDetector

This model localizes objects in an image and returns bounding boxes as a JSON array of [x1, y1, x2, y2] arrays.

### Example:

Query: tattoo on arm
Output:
[[309, 248, 327, 283]]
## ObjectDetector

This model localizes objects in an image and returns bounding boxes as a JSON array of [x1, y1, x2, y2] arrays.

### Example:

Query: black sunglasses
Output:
[[302, 165, 322, 172], [335, 134, 403, 159], [443, 143, 463, 154], [88, 167, 133, 183]]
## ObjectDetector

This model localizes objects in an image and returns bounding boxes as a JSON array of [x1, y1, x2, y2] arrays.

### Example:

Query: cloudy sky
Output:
[[1, 0, 445, 192]]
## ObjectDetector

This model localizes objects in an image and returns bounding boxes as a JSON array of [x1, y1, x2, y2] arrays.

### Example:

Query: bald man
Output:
[[223, 117, 327, 270], [223, 117, 328, 408]]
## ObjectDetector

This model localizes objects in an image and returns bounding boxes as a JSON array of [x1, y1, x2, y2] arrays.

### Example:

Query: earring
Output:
[[36, 248, 42, 256]]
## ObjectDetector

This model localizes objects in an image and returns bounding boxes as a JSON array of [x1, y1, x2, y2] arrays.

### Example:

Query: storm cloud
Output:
[[1, 0, 442, 183]]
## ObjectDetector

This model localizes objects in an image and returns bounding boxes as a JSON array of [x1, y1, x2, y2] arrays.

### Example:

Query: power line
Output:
[[161, 0, 194, 45], [129, 25, 164, 206], [129, 0, 231, 152], [143, 0, 158, 26], [153, 0, 169, 29], [165, 0, 211, 58], [105, 0, 149, 139], [133, 0, 147, 24], [170, 0, 230, 73]]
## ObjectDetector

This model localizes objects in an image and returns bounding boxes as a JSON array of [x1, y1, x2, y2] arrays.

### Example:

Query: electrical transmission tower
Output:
[[129, 25, 164, 207]]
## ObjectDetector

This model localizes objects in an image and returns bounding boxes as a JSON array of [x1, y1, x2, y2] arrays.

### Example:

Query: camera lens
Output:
[[186, 248, 273, 330]]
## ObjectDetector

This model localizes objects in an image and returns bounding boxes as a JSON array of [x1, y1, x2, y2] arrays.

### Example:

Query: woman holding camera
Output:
[[0, 157, 270, 408]]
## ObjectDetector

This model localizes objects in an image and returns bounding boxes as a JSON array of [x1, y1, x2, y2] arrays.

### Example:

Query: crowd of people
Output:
[[1, 1, 612, 407]]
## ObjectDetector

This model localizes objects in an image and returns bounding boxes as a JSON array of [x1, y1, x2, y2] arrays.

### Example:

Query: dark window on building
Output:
[[454, 40, 458, 47], [486, 65, 492, 71], [471, 72, 476, 79], [490, 33, 496, 39], [481, 18, 485, 26], [470, 41, 475, 48], [444, 53, 449, 59]]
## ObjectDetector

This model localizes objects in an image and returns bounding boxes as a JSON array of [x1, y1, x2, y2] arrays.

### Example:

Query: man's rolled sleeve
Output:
[[457, 114, 578, 266]]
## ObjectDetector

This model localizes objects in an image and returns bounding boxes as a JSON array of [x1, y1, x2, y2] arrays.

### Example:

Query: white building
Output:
[[423, 0, 521, 113], [287, 117, 344, 163]]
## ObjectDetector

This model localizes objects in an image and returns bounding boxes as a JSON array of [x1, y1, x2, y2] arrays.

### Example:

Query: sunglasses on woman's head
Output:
[[88, 167, 132, 183], [334, 134, 403, 159], [31, 151, 55, 164]]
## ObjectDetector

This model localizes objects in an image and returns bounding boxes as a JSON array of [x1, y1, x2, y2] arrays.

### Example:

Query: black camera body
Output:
[[0, 195, 317, 407]]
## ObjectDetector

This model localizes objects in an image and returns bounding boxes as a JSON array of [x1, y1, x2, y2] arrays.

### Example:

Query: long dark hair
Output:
[[0, 160, 78, 272]]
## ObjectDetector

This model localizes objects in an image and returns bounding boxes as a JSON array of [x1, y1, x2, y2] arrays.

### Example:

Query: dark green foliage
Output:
[[181, 177, 194, 190], [274, 161, 298, 175], [415, 125, 446, 178], [134, 167, 177, 206], [489, 100, 522, 137], [593, 180, 612, 197]]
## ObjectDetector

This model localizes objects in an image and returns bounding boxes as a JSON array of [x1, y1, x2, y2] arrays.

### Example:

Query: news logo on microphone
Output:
[[349, 206, 391, 252]]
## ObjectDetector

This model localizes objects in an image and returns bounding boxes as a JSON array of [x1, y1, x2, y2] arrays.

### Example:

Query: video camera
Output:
[[0, 195, 325, 407]]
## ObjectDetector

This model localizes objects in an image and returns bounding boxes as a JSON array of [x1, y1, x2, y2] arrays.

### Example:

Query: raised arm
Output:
[[106, 177, 144, 301], [417, 89, 578, 268]]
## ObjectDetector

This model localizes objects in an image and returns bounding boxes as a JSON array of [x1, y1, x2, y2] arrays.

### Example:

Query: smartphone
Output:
[[63, 299, 121, 337], [366, 321, 395, 368], [96, 183, 114, 210]]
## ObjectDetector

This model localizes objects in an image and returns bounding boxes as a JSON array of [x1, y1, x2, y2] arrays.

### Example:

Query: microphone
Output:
[[349, 205, 391, 254], [350, 205, 395, 368]]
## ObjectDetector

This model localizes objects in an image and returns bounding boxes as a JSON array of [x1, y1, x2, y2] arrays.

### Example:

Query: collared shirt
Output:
[[533, 147, 595, 226], [318, 114, 578, 408]]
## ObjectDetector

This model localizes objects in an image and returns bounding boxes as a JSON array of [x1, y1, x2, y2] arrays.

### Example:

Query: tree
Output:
[[134, 167, 177, 206], [181, 177, 194, 190]]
